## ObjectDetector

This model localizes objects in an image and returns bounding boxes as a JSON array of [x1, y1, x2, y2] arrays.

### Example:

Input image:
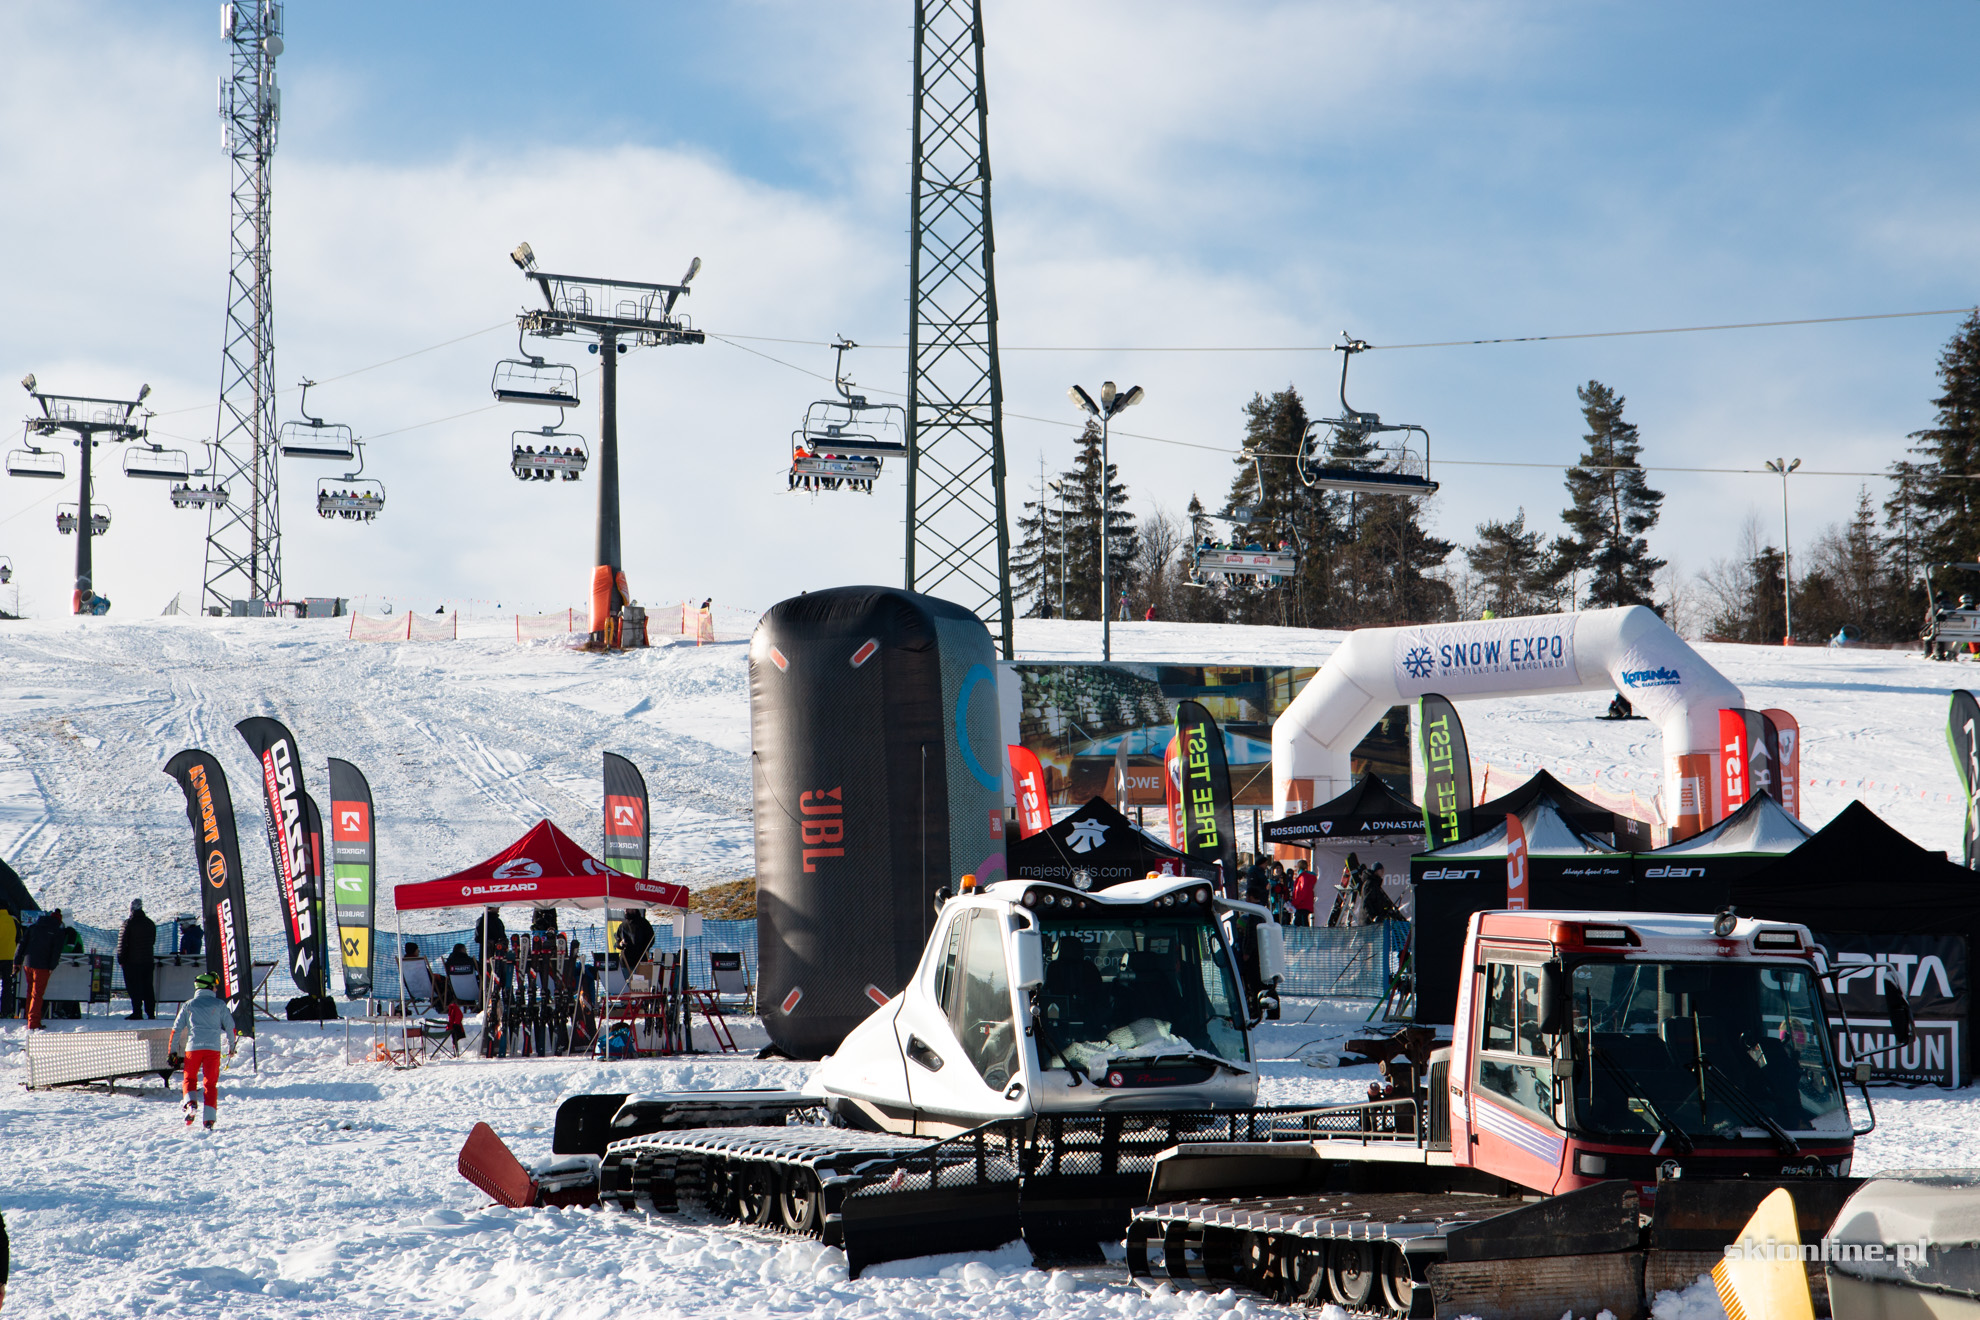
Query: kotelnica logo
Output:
[[1620, 666, 1681, 688]]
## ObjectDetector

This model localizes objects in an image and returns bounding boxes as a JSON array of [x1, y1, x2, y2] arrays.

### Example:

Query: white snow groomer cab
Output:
[[815, 873, 1281, 1135]]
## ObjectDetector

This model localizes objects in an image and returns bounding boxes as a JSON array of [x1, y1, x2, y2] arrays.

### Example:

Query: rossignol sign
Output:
[[1392, 618, 1578, 696]]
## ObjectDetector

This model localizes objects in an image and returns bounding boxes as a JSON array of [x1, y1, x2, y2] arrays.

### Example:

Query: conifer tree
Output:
[[1010, 468, 1064, 617], [1059, 418, 1138, 620], [1560, 381, 1665, 609], [1906, 311, 1980, 564], [1466, 509, 1548, 616]]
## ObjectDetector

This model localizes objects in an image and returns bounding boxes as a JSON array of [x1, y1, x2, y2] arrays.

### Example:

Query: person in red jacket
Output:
[[1290, 865, 1318, 927]]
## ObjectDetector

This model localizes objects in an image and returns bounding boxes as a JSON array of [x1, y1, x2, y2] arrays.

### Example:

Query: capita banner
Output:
[[1391, 616, 1579, 698], [1419, 694, 1473, 849], [1949, 691, 1980, 868], [235, 717, 325, 996], [1175, 701, 1239, 888], [602, 752, 649, 879], [327, 758, 376, 999], [163, 750, 256, 1036], [1818, 931, 1968, 1087]]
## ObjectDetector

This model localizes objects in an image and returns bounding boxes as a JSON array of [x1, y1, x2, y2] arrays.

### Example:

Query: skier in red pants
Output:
[[168, 972, 237, 1129]]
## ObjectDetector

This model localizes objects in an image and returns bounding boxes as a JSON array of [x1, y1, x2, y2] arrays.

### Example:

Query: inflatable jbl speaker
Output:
[[751, 587, 1004, 1059]]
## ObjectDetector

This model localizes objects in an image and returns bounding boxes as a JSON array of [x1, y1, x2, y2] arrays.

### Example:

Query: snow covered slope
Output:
[[1, 613, 1971, 942]]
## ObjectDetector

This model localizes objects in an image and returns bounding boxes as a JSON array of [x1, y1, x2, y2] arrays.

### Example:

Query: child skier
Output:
[[168, 972, 237, 1129]]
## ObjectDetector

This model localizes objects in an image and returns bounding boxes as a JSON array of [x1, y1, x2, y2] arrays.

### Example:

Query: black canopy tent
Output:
[[1472, 769, 1623, 843], [1628, 792, 1813, 893], [1263, 773, 1426, 849], [0, 855, 37, 913], [1009, 796, 1209, 890]]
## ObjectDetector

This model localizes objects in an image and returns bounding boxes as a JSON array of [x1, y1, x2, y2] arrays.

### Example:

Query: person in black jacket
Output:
[[118, 899, 158, 1020], [21, 908, 64, 1030], [616, 909, 655, 973]]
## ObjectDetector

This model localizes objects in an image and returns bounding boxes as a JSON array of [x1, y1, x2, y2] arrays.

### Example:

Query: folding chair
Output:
[[687, 951, 744, 1053], [400, 957, 437, 1012], [708, 951, 749, 1012]]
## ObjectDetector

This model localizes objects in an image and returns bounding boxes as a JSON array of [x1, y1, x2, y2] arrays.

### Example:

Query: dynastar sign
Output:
[[188, 763, 227, 886]]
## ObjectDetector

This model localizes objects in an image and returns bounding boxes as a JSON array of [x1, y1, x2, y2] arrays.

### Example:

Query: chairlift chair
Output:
[[492, 329, 581, 408], [278, 380, 359, 460], [122, 444, 191, 482], [315, 442, 385, 522], [1922, 562, 1980, 658], [169, 442, 230, 509], [1189, 511, 1296, 582], [509, 423, 588, 482], [6, 443, 64, 480], [1296, 336, 1438, 497], [55, 503, 110, 537], [0, 556, 13, 586], [786, 339, 903, 493]]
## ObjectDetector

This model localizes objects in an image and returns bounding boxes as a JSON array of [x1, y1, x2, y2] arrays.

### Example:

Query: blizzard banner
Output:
[[327, 757, 376, 999], [1818, 931, 1968, 1087], [1761, 708, 1801, 819], [1008, 745, 1050, 839], [1949, 691, 1980, 868], [602, 752, 649, 879], [235, 717, 325, 996], [1175, 701, 1239, 889], [1419, 693, 1473, 848], [1504, 812, 1529, 911], [1391, 616, 1578, 698], [1163, 733, 1186, 850], [162, 750, 256, 1036]]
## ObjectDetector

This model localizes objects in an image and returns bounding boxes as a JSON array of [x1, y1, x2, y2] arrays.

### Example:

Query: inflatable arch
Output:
[[1271, 606, 1744, 842]]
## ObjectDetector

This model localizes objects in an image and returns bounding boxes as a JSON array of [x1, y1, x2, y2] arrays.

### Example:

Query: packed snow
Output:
[[5, 612, 1980, 1316]]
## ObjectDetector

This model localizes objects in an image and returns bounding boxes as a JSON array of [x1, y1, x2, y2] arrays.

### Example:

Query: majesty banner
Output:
[[1950, 691, 1980, 868], [602, 752, 650, 879], [1008, 745, 1050, 839], [1419, 694, 1473, 848], [327, 758, 376, 999], [163, 750, 256, 1036], [236, 717, 325, 996], [1175, 701, 1239, 890]]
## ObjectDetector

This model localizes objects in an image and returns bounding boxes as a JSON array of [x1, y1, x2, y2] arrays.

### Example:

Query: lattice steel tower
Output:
[[203, 1, 284, 612], [905, 0, 1013, 659]]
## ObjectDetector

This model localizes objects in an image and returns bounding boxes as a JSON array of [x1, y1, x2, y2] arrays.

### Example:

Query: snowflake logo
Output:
[[1402, 645, 1436, 680], [1067, 820, 1110, 853]]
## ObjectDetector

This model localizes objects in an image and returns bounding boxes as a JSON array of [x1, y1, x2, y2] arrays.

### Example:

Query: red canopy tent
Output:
[[395, 819, 690, 913]]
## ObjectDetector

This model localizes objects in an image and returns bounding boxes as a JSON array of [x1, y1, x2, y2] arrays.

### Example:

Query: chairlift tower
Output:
[[507, 243, 704, 648], [906, 0, 1014, 659], [17, 375, 152, 614], [202, 0, 286, 613]]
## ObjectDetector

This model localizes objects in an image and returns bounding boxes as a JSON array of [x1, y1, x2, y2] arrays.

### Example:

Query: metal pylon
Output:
[[203, 0, 283, 613], [906, 0, 1013, 659]]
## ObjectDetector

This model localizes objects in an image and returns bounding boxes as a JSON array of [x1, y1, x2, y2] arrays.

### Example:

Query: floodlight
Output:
[[1100, 381, 1117, 409], [1068, 385, 1099, 416], [137, 383, 151, 403], [1114, 385, 1145, 412], [681, 257, 702, 287], [510, 242, 537, 273], [21, 374, 34, 393]]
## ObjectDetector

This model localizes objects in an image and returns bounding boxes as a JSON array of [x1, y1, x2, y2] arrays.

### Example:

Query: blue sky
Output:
[[0, 1, 1974, 622]]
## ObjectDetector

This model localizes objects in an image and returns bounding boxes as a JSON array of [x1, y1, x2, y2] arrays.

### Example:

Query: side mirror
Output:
[[1885, 982, 1916, 1048], [1012, 929, 1045, 992], [1855, 1061, 1873, 1086], [1538, 962, 1564, 1035], [1256, 918, 1288, 985]]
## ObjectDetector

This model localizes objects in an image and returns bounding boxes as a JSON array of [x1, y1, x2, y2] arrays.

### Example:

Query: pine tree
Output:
[[1906, 311, 1980, 564], [1466, 509, 1548, 616], [1059, 418, 1138, 620], [1010, 467, 1064, 618], [1344, 492, 1455, 623], [1216, 388, 1326, 625], [1559, 381, 1665, 610]]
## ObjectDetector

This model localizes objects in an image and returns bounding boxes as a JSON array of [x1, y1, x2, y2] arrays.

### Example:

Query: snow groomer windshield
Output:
[[1032, 907, 1250, 1072]]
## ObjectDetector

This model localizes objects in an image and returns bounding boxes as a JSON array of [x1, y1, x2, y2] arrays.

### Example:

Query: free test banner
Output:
[[1418, 693, 1473, 848], [327, 757, 376, 999], [1949, 691, 1980, 868], [163, 750, 256, 1036], [602, 752, 650, 879], [236, 717, 326, 997], [1175, 700, 1239, 888], [1008, 745, 1050, 839]]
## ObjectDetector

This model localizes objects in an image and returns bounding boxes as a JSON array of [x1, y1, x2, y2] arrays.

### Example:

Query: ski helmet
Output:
[[194, 972, 220, 989]]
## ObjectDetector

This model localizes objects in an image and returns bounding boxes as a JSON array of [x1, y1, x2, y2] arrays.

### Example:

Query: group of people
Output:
[[512, 445, 583, 482], [788, 446, 879, 493], [1198, 536, 1292, 554], [0, 906, 76, 1028], [167, 481, 225, 508], [1236, 853, 1403, 928], [318, 488, 382, 521]]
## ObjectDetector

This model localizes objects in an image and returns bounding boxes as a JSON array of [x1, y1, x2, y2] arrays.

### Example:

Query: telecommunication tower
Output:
[[905, 0, 1014, 659], [202, 0, 285, 613]]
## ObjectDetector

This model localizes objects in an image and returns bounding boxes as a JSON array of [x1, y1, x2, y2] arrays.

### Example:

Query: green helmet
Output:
[[194, 972, 220, 989]]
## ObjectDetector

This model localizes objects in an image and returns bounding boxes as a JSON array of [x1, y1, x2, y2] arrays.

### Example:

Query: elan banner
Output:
[[1391, 616, 1579, 697], [327, 757, 376, 999], [163, 750, 256, 1036], [236, 717, 326, 996]]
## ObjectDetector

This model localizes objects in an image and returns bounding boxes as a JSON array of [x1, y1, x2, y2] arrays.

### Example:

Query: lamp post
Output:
[[1766, 457, 1801, 644], [1068, 381, 1143, 662]]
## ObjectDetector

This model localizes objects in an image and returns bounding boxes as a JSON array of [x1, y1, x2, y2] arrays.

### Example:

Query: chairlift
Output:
[[1189, 511, 1296, 582], [6, 442, 64, 480], [1296, 336, 1438, 496], [492, 330, 581, 408], [55, 503, 110, 537], [787, 339, 903, 493], [0, 556, 11, 586], [278, 379, 359, 460], [315, 442, 385, 523], [123, 444, 191, 482], [510, 421, 588, 483], [169, 442, 229, 509], [1922, 562, 1980, 659]]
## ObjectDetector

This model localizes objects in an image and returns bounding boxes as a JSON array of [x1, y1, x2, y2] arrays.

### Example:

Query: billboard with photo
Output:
[[1009, 662, 1409, 809]]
